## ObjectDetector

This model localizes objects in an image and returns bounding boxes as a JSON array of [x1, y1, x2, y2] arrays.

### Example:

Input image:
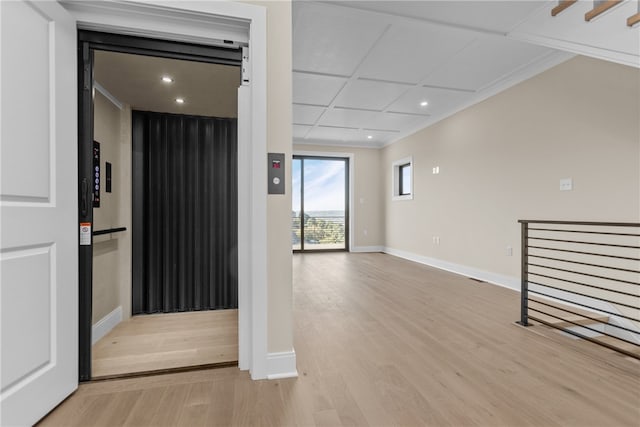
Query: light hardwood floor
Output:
[[92, 309, 238, 378], [43, 253, 640, 426]]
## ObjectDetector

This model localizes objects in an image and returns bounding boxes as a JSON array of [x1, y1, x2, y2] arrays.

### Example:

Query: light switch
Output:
[[560, 178, 573, 191]]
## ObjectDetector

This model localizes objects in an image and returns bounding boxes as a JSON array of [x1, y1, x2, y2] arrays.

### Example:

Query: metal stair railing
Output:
[[518, 220, 640, 360]]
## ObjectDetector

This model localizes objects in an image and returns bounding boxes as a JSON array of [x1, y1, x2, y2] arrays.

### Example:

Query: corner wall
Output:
[[92, 91, 132, 329], [242, 0, 294, 355], [265, 0, 293, 355], [382, 56, 640, 282]]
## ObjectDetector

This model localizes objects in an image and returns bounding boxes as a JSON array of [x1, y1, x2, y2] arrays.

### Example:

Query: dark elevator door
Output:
[[131, 111, 238, 314]]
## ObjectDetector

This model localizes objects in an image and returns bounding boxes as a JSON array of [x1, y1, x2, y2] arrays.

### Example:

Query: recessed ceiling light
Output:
[[420, 101, 428, 107], [162, 76, 174, 83], [175, 98, 185, 104], [367, 135, 373, 140]]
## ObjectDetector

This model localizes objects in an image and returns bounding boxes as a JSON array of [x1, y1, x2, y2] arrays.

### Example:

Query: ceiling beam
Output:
[[585, 1, 623, 22], [551, 1, 577, 17], [628, 12, 640, 27]]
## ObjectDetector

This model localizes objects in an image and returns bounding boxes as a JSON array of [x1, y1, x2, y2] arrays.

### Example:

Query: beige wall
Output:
[[118, 105, 133, 322], [243, 0, 294, 353], [293, 144, 384, 249], [382, 56, 640, 280], [266, 0, 293, 354], [92, 92, 132, 324]]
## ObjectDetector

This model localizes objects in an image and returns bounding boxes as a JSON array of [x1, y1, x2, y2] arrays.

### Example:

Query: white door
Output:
[[0, 1, 78, 425]]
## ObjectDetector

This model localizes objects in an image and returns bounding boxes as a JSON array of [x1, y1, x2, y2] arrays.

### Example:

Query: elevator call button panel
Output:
[[268, 153, 285, 195]]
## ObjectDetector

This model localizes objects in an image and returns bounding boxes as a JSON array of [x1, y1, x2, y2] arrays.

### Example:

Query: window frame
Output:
[[398, 163, 411, 196], [392, 156, 413, 201], [292, 155, 350, 253]]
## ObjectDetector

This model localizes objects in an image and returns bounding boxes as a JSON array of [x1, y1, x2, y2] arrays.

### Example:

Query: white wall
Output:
[[382, 56, 640, 281]]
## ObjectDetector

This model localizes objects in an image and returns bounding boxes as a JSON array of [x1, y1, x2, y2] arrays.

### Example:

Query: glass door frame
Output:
[[292, 155, 350, 253]]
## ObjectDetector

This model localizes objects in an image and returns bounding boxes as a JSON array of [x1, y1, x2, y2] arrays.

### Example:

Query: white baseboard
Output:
[[383, 246, 520, 291], [383, 247, 640, 341], [266, 350, 298, 379], [351, 245, 384, 253], [92, 306, 122, 345]]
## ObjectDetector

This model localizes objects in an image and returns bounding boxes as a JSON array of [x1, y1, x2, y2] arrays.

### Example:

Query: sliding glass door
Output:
[[292, 156, 349, 252]]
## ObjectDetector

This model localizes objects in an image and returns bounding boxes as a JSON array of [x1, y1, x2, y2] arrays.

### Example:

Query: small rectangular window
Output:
[[392, 156, 413, 201], [399, 163, 411, 195]]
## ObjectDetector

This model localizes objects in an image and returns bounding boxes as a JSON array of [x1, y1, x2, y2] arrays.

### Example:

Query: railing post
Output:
[[519, 221, 529, 326]]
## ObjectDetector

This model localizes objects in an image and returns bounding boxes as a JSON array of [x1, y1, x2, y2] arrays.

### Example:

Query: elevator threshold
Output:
[[92, 309, 238, 379], [91, 360, 238, 382]]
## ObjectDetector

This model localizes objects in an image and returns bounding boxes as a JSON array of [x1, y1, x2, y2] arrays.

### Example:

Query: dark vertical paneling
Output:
[[132, 111, 238, 314], [78, 42, 94, 381], [131, 112, 146, 314]]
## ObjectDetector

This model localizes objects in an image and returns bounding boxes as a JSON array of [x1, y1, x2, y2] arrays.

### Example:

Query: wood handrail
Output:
[[551, 0, 577, 17], [628, 12, 640, 27], [585, 0, 623, 21]]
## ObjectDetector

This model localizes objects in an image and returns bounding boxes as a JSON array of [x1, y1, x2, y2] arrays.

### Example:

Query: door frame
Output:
[[78, 31, 243, 380], [293, 151, 354, 253], [66, 0, 269, 380]]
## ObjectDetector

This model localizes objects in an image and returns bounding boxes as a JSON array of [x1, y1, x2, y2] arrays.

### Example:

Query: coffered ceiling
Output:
[[292, 1, 573, 148]]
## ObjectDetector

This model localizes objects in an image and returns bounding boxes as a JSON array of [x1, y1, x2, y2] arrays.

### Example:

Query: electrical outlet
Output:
[[433, 236, 440, 245], [506, 246, 513, 256], [363, 229, 368, 236]]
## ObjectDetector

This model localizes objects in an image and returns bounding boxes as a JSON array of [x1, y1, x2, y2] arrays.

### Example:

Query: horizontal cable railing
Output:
[[518, 220, 640, 360], [292, 212, 346, 249]]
